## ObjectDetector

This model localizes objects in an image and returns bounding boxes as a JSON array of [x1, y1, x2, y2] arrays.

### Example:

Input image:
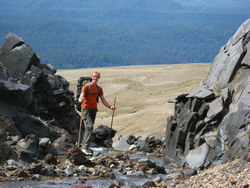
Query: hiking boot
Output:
[[81, 148, 93, 156]]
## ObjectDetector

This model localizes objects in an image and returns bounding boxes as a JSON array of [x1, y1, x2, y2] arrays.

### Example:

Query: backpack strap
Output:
[[96, 85, 101, 103], [83, 83, 89, 98], [84, 83, 101, 99], [96, 85, 101, 97]]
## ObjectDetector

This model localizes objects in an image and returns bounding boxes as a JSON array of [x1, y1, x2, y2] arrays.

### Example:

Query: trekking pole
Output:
[[77, 109, 83, 148], [107, 97, 116, 152], [110, 97, 116, 129]]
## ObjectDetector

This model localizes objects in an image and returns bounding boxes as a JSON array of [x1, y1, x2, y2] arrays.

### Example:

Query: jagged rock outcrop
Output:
[[0, 33, 79, 149], [165, 18, 250, 168], [0, 34, 84, 162]]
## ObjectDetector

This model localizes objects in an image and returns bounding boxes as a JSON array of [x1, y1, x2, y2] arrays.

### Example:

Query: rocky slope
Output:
[[164, 18, 250, 170]]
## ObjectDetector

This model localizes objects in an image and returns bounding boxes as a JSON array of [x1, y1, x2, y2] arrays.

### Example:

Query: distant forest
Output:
[[0, 5, 250, 69]]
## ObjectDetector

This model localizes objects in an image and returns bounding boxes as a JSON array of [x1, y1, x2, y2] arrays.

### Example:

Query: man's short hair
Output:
[[92, 71, 101, 78]]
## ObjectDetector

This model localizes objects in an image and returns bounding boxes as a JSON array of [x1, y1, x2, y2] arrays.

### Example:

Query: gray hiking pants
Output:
[[81, 109, 97, 149]]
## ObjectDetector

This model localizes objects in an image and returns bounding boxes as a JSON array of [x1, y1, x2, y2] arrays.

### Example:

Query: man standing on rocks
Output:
[[78, 71, 116, 156]]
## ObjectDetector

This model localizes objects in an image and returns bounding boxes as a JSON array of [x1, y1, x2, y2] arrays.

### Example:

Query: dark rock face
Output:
[[0, 143, 18, 164], [165, 19, 250, 168], [0, 33, 79, 141], [0, 33, 94, 167]]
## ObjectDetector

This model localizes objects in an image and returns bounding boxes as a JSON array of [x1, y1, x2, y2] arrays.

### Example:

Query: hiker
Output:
[[78, 71, 116, 156]]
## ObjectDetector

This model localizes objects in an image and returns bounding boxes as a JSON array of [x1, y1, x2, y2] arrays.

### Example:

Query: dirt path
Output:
[[57, 63, 211, 139]]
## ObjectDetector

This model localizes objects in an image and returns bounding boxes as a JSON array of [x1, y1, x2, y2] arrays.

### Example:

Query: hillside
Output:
[[57, 63, 211, 139], [0, 1, 249, 69], [175, 0, 250, 11], [0, 0, 183, 13]]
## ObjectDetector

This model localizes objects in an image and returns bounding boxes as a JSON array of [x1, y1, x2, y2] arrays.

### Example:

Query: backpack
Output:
[[75, 76, 101, 112]]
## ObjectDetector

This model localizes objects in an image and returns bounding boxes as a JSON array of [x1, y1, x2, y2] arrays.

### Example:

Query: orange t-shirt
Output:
[[81, 84, 103, 110]]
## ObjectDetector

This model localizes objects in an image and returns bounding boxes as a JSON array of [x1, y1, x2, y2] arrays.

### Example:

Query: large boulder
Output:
[[0, 33, 39, 78], [0, 142, 18, 164], [165, 18, 250, 168], [0, 33, 80, 143]]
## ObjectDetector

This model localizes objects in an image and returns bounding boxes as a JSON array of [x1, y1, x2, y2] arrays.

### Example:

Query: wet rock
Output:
[[68, 150, 86, 166], [129, 144, 137, 151], [0, 142, 18, 163], [44, 153, 57, 165], [113, 136, 130, 152], [127, 170, 146, 177], [15, 177, 25, 182], [109, 183, 120, 188], [165, 172, 183, 180], [145, 136, 163, 151], [6, 165, 17, 171], [65, 164, 76, 176], [110, 180, 137, 188], [52, 135, 76, 155], [0, 171, 7, 177], [78, 165, 87, 173], [137, 142, 153, 153], [142, 181, 156, 187], [16, 134, 40, 159], [5, 140, 18, 146], [44, 166, 57, 177], [146, 168, 158, 174], [13, 167, 28, 178], [127, 135, 136, 145], [138, 158, 156, 168], [39, 138, 51, 148], [7, 159, 19, 165], [133, 162, 149, 172], [92, 166, 103, 176], [154, 165, 166, 174], [153, 176, 162, 182], [104, 171, 116, 179], [31, 174, 42, 181], [92, 125, 116, 148], [29, 163, 43, 174], [118, 165, 127, 175]]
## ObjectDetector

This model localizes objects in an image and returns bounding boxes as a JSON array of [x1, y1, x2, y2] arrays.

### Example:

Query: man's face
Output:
[[92, 73, 100, 83]]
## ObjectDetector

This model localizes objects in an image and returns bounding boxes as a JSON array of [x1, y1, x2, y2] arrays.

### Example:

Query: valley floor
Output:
[[57, 63, 211, 140]]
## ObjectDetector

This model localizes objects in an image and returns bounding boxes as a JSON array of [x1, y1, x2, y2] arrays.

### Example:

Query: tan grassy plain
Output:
[[57, 63, 211, 140]]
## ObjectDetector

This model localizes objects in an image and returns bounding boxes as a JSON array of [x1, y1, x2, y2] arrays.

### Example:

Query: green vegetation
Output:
[[0, 7, 249, 69]]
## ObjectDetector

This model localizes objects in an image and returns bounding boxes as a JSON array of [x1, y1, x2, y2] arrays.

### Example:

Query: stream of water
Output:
[[1, 154, 171, 188]]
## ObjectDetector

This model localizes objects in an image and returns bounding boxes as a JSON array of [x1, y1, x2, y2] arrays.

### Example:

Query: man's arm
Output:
[[78, 92, 84, 102], [100, 95, 116, 110]]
